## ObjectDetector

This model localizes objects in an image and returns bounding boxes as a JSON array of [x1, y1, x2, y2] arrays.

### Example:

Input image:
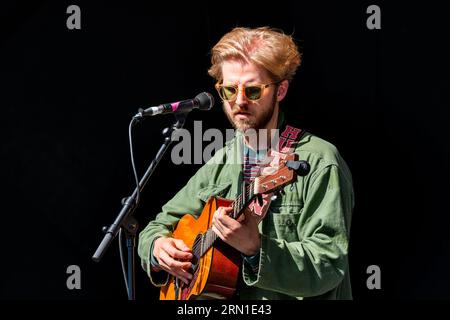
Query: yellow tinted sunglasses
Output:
[[215, 81, 280, 102]]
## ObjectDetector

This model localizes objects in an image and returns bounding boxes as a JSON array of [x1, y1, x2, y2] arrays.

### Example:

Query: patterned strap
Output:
[[246, 124, 304, 222], [277, 124, 305, 154]]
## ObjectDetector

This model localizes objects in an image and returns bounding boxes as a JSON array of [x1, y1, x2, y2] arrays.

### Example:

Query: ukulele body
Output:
[[159, 197, 241, 300]]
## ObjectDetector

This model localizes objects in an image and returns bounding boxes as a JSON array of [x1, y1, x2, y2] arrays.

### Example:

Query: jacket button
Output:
[[286, 219, 292, 226]]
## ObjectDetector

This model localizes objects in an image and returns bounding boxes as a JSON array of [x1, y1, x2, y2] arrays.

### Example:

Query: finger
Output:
[[163, 242, 193, 260], [177, 271, 193, 285], [158, 251, 193, 284], [223, 206, 234, 215], [159, 250, 193, 271], [236, 212, 246, 223], [174, 273, 190, 285], [176, 264, 193, 283], [212, 216, 226, 236], [243, 207, 260, 220], [173, 239, 191, 252], [211, 224, 225, 242], [217, 213, 240, 230], [243, 209, 262, 226], [216, 206, 233, 217], [212, 208, 225, 224]]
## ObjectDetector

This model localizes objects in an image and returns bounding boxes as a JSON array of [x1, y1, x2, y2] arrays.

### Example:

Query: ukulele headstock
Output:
[[253, 153, 299, 195]]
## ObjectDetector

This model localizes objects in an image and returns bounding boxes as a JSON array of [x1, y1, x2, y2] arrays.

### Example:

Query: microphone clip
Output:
[[133, 108, 146, 121]]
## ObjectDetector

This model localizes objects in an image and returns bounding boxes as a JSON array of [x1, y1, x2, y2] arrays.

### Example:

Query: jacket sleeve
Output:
[[242, 164, 354, 297], [137, 163, 213, 286]]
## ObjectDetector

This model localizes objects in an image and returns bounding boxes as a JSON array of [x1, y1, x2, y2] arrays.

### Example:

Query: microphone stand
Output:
[[92, 112, 188, 300]]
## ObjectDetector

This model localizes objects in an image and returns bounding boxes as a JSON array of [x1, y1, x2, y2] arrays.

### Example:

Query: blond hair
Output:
[[208, 26, 301, 82]]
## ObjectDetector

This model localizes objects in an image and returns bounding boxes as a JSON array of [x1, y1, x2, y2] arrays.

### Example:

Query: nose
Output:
[[235, 85, 248, 106]]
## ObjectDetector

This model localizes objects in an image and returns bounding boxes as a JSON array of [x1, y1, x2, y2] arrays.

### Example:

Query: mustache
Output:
[[231, 106, 251, 115]]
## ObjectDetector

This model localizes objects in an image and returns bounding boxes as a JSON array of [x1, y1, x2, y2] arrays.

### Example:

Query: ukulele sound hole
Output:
[[191, 234, 203, 273]]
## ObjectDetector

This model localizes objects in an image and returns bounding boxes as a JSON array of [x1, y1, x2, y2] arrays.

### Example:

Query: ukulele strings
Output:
[[191, 181, 255, 257]]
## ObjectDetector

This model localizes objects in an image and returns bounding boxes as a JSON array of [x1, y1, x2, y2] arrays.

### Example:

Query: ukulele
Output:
[[160, 153, 302, 300]]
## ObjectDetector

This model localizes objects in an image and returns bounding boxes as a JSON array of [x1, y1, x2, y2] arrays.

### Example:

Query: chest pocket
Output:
[[262, 180, 304, 242], [196, 182, 232, 203], [266, 204, 303, 242]]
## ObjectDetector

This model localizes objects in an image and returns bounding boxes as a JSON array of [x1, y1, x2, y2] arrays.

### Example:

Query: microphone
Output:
[[136, 92, 214, 117]]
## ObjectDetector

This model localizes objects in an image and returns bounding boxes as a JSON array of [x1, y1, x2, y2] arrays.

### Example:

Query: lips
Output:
[[234, 112, 250, 120], [233, 112, 250, 117]]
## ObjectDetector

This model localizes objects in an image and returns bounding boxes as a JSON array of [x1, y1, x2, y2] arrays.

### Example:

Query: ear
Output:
[[276, 80, 289, 102]]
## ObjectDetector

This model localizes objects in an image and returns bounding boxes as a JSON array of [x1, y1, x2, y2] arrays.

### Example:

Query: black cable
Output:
[[118, 117, 141, 297], [118, 228, 129, 295], [129, 117, 141, 206]]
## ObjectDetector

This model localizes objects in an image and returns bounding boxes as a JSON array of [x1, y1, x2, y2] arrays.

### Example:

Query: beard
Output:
[[224, 92, 277, 133]]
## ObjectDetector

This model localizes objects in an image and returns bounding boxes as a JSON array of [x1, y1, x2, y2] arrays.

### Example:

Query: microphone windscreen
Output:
[[195, 92, 214, 110]]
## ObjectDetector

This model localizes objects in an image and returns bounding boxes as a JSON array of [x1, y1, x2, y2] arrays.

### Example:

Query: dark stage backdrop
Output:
[[1, 0, 449, 300]]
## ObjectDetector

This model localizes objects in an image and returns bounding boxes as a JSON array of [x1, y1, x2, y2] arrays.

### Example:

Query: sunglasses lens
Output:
[[245, 86, 262, 100], [220, 86, 237, 101]]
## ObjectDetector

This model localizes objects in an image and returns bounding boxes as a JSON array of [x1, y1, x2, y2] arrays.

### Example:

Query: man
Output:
[[138, 27, 354, 299]]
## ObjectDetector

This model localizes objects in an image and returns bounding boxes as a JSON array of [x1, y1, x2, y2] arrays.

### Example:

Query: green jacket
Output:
[[138, 119, 354, 300]]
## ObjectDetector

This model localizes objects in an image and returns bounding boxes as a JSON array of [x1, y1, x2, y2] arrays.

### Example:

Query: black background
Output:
[[1, 0, 449, 300]]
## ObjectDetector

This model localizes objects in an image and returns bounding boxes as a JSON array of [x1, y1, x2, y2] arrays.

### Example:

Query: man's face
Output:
[[220, 60, 279, 132]]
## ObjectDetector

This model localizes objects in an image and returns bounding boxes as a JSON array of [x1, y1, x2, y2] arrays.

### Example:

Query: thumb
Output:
[[224, 206, 234, 214], [243, 208, 263, 226], [173, 238, 190, 251]]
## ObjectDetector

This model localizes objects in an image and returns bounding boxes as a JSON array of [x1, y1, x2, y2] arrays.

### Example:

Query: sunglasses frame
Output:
[[215, 81, 281, 102]]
